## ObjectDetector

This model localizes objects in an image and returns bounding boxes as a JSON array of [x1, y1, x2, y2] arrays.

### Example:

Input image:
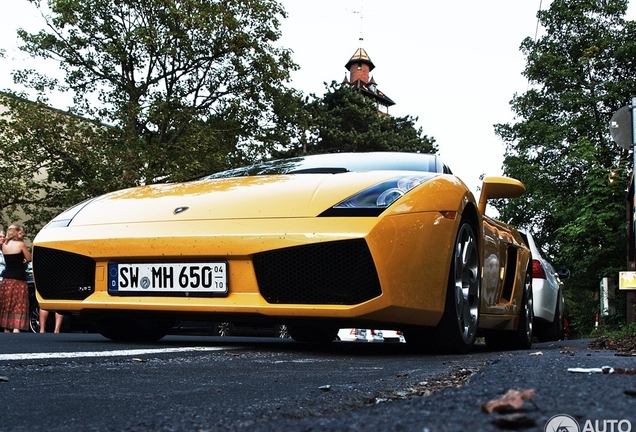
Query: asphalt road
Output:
[[0, 334, 634, 431]]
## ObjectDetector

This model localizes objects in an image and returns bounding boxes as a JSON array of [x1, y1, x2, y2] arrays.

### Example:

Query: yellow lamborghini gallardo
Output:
[[32, 152, 532, 353]]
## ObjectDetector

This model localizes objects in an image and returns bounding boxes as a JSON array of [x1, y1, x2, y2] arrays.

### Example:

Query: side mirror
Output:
[[478, 176, 525, 214], [557, 268, 570, 279]]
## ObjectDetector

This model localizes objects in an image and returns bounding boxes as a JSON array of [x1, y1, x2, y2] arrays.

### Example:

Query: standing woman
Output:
[[0, 224, 31, 332], [0, 230, 6, 285]]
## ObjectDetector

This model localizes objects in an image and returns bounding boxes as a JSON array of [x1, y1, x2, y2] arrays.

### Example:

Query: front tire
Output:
[[406, 221, 480, 354], [435, 221, 481, 353]]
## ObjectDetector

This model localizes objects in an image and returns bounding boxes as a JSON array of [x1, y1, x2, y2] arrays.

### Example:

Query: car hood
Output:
[[68, 171, 439, 226]]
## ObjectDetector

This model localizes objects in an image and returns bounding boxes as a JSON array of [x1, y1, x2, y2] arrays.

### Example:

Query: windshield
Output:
[[201, 152, 450, 179]]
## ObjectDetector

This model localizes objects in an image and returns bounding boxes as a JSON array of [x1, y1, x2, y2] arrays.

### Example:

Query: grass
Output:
[[588, 322, 636, 354]]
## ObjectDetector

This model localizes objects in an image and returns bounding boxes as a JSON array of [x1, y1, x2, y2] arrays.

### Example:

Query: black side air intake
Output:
[[32, 246, 96, 300], [253, 239, 382, 305]]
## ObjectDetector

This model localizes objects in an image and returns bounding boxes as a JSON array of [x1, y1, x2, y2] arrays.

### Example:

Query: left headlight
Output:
[[43, 198, 95, 228], [319, 175, 434, 217]]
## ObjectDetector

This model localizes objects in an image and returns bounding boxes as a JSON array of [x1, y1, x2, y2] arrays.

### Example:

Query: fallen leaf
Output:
[[589, 336, 636, 355], [480, 389, 536, 413]]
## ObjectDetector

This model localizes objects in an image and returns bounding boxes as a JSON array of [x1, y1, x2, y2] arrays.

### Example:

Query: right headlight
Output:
[[319, 174, 434, 217]]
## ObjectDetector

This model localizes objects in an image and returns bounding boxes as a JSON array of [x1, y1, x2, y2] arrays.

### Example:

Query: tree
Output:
[[493, 0, 636, 333], [12, 0, 300, 180], [0, 93, 116, 234], [0, 0, 303, 230], [276, 83, 437, 157]]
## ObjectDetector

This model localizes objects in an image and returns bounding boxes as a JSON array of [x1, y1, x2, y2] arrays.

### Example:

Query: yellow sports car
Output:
[[32, 152, 532, 353]]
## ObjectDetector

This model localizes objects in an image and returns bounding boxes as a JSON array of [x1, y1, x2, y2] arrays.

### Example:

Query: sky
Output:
[[278, 0, 550, 193], [0, 1, 634, 194]]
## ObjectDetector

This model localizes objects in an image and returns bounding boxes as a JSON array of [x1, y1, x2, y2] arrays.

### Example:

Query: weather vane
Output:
[[351, 0, 364, 45]]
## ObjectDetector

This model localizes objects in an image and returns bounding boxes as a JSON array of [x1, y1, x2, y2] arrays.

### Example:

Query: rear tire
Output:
[[29, 302, 41, 333], [275, 324, 290, 338], [485, 266, 533, 350], [539, 291, 564, 342], [214, 322, 234, 337]]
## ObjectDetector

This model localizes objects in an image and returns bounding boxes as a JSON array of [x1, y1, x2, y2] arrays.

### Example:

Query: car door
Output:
[[480, 215, 527, 315]]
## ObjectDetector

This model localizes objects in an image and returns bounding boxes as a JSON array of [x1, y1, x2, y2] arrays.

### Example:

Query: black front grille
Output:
[[253, 239, 382, 305], [32, 246, 96, 300]]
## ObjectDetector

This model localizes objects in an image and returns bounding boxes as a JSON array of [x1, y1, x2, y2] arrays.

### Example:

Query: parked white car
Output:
[[337, 328, 405, 343], [519, 230, 569, 341]]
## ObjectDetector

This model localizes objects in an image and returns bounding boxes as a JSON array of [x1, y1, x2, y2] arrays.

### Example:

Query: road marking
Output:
[[0, 346, 230, 361]]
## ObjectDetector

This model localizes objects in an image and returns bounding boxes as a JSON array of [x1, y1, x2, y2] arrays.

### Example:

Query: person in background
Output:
[[0, 230, 6, 285], [0, 224, 31, 332], [39, 309, 64, 333]]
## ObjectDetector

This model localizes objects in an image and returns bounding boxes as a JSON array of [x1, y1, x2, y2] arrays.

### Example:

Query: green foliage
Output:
[[588, 314, 636, 340], [276, 83, 437, 157], [0, 93, 116, 234], [0, 0, 303, 231], [602, 320, 636, 339], [494, 0, 636, 334], [15, 0, 301, 179]]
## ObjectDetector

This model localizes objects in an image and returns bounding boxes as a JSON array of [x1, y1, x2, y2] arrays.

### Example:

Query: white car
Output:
[[519, 230, 569, 341], [337, 328, 405, 343]]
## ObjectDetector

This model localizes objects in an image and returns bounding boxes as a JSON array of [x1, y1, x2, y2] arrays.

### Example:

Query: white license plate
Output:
[[108, 262, 228, 294]]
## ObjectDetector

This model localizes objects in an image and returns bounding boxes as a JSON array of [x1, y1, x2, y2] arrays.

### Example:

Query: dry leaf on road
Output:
[[480, 389, 536, 413]]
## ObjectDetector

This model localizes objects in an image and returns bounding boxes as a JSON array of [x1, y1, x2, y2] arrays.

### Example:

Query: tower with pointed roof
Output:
[[343, 47, 395, 115]]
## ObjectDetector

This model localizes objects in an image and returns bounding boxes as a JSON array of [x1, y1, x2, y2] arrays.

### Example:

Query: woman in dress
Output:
[[0, 224, 31, 332], [0, 230, 6, 285]]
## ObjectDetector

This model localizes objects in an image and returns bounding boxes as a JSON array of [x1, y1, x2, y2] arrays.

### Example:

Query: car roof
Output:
[[203, 152, 451, 179]]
